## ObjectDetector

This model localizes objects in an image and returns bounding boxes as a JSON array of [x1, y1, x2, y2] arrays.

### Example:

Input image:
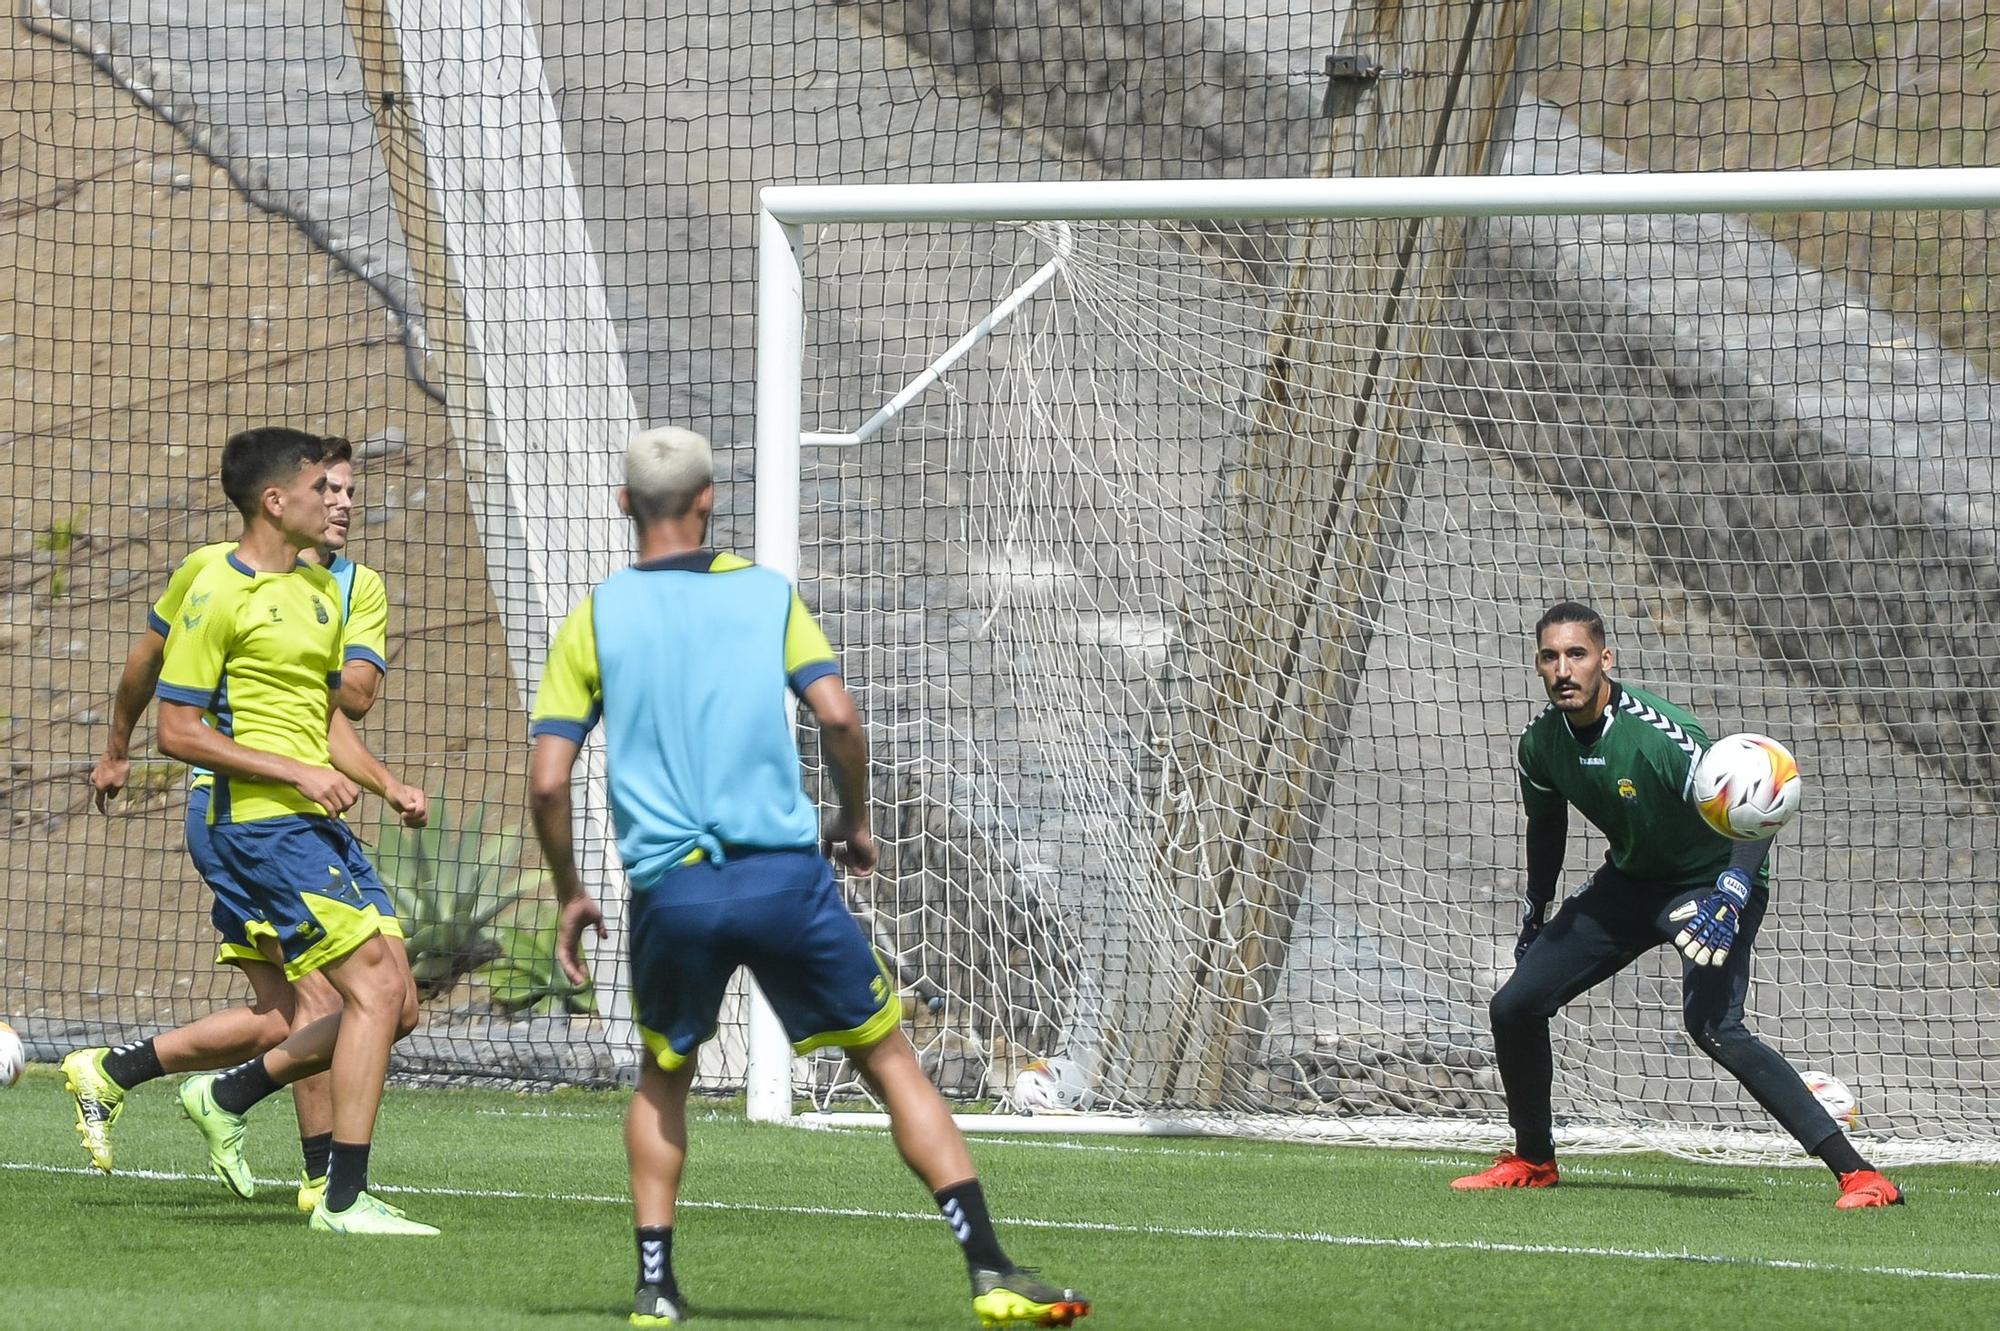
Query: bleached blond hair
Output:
[[625, 425, 714, 522]]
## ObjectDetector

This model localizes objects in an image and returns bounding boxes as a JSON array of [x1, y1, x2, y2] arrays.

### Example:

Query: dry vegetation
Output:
[[1533, 0, 1999, 366], [0, 17, 519, 1032]]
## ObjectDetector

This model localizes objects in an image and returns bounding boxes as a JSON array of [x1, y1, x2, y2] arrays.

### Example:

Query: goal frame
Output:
[[746, 168, 2000, 1137]]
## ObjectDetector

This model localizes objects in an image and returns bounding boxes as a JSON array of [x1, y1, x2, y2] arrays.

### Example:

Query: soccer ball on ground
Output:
[[1692, 732, 1804, 840], [0, 1021, 24, 1089], [1012, 1057, 1090, 1114], [1802, 1069, 1858, 1129]]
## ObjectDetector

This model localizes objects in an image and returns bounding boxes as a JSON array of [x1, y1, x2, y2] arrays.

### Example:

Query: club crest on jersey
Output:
[[312, 596, 329, 624], [1617, 777, 1638, 800]]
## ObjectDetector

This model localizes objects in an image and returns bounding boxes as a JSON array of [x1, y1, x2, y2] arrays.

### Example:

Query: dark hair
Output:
[[219, 427, 328, 519], [321, 436, 353, 466], [1535, 601, 1606, 645]]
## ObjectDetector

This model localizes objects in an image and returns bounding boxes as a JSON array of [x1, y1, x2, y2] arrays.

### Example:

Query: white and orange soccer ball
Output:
[[0, 1021, 23, 1089], [1802, 1069, 1858, 1129], [1012, 1057, 1090, 1114], [1692, 733, 1804, 840]]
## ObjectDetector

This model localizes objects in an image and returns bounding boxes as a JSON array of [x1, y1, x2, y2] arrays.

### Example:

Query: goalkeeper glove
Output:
[[1514, 895, 1548, 963], [1674, 867, 1751, 967]]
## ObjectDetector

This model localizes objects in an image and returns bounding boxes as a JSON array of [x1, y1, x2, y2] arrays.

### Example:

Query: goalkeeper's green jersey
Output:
[[1516, 681, 1756, 889]]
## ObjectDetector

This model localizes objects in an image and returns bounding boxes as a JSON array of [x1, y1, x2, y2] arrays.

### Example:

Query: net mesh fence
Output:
[[794, 209, 2000, 1159], [2, 0, 1996, 1155]]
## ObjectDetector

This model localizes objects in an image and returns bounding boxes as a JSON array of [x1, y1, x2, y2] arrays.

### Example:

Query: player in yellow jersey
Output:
[[64, 441, 402, 1215], [122, 427, 434, 1235]]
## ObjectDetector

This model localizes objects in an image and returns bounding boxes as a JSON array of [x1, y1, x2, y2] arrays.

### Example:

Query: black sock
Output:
[[101, 1038, 165, 1090], [934, 1179, 1009, 1272], [636, 1226, 679, 1297], [1814, 1133, 1869, 1178], [326, 1140, 371, 1213], [301, 1131, 334, 1181], [210, 1056, 283, 1116]]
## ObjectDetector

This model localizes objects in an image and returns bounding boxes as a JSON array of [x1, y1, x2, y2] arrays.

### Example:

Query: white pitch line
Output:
[[805, 1129, 2000, 1197], [6, 1159, 1996, 1283]]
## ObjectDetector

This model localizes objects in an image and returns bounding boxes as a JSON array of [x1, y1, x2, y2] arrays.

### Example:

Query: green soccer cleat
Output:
[[60, 1048, 125, 1174], [298, 1175, 409, 1218], [630, 1283, 686, 1326], [176, 1073, 255, 1199], [971, 1267, 1090, 1329], [310, 1190, 439, 1237]]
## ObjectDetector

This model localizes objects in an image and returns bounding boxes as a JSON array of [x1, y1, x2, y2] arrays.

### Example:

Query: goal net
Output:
[[763, 175, 2000, 1163]]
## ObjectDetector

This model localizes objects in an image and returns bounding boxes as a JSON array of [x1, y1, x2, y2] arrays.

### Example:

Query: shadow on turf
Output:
[[547, 1301, 856, 1327], [1567, 1179, 1748, 1200]]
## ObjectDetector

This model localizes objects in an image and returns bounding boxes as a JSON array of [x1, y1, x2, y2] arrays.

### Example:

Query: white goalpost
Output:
[[746, 171, 2000, 1163]]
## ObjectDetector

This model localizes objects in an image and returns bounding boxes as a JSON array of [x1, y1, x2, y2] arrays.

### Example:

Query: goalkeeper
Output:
[[1452, 602, 1902, 1209], [529, 426, 1090, 1328]]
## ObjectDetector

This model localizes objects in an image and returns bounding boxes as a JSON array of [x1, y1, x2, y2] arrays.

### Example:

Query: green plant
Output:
[[36, 512, 85, 601], [375, 800, 535, 994], [34, 513, 83, 555], [483, 899, 597, 1016]]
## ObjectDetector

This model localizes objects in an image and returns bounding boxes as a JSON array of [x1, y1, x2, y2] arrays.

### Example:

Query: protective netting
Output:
[[2, 0, 1996, 1154], [793, 207, 2000, 1161]]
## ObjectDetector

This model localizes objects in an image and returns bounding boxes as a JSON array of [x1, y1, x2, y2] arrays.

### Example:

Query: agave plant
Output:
[[375, 800, 535, 994], [483, 899, 597, 1016]]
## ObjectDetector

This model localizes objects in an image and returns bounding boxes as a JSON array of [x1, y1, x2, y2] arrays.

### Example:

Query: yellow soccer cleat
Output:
[[971, 1267, 1090, 1329], [309, 1190, 439, 1237], [60, 1048, 126, 1174], [176, 1072, 255, 1199]]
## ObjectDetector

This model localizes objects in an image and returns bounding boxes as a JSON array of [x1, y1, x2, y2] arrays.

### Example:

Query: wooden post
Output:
[[1141, 0, 1542, 1105]]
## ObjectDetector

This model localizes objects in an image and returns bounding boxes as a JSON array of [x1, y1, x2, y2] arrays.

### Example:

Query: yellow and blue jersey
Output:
[[153, 544, 388, 677], [155, 550, 345, 824], [148, 541, 235, 639], [152, 545, 389, 791], [530, 550, 841, 887], [324, 553, 390, 678]]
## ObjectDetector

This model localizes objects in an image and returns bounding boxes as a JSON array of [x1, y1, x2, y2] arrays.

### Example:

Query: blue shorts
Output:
[[630, 848, 900, 1071], [207, 813, 402, 979], [184, 784, 275, 968]]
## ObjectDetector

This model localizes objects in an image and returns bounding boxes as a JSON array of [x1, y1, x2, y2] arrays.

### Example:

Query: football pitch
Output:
[[1, 1069, 1995, 1330]]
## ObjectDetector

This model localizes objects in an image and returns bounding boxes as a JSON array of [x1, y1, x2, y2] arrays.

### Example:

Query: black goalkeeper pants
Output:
[[1489, 865, 1840, 1160]]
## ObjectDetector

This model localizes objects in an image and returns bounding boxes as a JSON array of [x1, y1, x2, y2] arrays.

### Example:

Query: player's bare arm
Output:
[[90, 627, 168, 810], [528, 731, 605, 985], [156, 699, 359, 815], [326, 710, 426, 827], [333, 660, 383, 721], [803, 673, 876, 876]]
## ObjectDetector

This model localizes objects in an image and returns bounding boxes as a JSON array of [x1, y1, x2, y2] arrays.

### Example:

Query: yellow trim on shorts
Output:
[[215, 919, 281, 970], [284, 897, 391, 981], [792, 957, 902, 1056], [639, 1023, 711, 1073], [635, 954, 903, 1071]]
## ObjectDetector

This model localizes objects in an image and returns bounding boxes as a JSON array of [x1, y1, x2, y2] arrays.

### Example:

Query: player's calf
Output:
[[844, 1032, 1090, 1325]]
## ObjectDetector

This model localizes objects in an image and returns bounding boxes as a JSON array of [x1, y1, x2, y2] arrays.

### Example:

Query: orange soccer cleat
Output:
[[1835, 1169, 1904, 1210], [1451, 1153, 1560, 1190]]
